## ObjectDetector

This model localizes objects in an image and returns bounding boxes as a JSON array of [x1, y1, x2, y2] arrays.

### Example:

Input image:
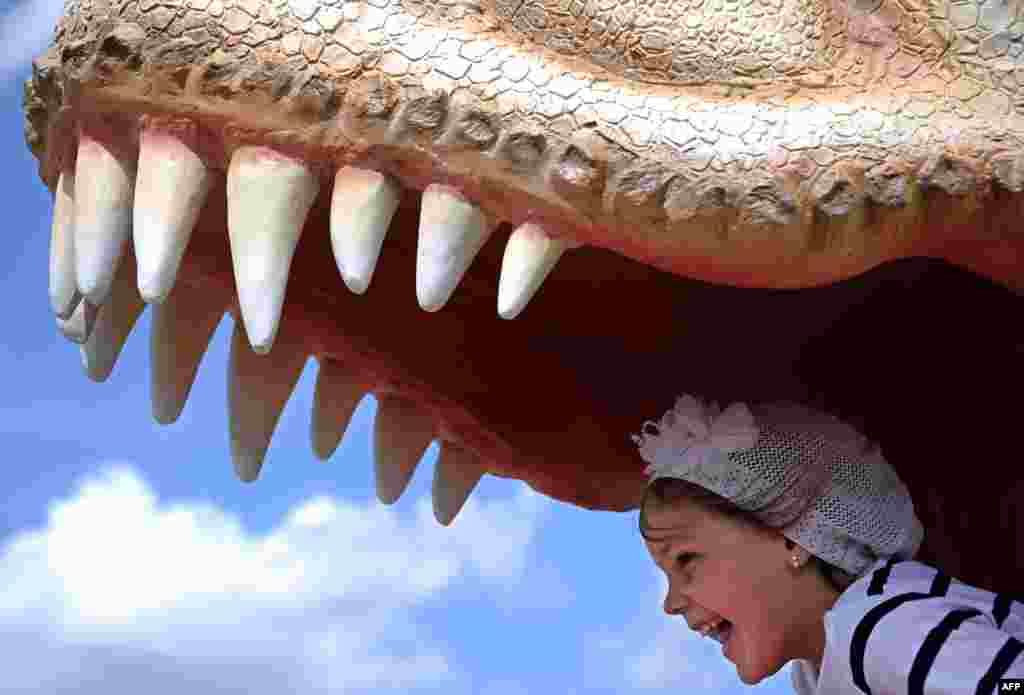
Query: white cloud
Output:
[[0, 0, 66, 80], [0, 463, 548, 693]]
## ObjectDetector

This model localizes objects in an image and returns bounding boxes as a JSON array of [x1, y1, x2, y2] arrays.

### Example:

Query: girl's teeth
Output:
[[700, 620, 723, 637]]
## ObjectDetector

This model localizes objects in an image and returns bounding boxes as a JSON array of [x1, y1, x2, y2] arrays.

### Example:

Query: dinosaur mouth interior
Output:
[[32, 79, 1023, 599], [160, 167, 1024, 600]]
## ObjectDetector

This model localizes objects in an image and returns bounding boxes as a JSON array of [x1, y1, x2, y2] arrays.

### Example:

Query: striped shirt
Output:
[[791, 557, 1023, 694]]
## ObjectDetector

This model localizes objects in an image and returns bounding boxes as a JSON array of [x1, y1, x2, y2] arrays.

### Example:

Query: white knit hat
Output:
[[632, 394, 925, 579]]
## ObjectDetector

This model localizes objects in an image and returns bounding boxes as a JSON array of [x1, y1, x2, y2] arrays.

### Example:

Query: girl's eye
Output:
[[676, 552, 696, 567]]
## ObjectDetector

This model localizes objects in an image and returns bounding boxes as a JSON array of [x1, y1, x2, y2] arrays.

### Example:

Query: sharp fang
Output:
[[497, 222, 571, 320], [151, 280, 225, 425], [432, 440, 485, 526], [311, 358, 365, 461], [133, 127, 212, 303], [373, 395, 434, 505], [80, 253, 146, 383], [416, 185, 495, 312], [74, 134, 136, 306], [50, 170, 79, 319], [330, 167, 401, 295], [56, 295, 97, 344], [227, 320, 307, 482], [226, 146, 319, 354]]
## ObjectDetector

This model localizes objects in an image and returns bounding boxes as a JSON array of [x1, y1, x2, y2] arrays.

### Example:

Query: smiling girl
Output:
[[632, 395, 1023, 693]]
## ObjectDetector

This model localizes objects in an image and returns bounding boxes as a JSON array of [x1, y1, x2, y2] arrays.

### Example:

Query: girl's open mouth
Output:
[[711, 620, 734, 650]]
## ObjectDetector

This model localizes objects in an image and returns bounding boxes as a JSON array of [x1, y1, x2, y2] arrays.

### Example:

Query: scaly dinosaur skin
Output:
[[21, 0, 1024, 595]]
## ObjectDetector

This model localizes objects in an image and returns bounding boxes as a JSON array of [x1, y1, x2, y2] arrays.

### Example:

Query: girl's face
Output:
[[642, 502, 839, 684]]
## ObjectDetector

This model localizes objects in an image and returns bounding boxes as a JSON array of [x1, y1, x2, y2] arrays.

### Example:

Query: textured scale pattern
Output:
[[492, 0, 843, 82]]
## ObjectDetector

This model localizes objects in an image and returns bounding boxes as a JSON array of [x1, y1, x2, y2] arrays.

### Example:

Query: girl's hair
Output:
[[639, 477, 856, 594]]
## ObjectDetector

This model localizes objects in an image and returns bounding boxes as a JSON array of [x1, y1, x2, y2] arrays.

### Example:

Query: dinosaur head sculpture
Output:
[[21, 0, 1023, 596]]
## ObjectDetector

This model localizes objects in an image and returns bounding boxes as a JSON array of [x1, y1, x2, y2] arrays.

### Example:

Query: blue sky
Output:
[[0, 2, 799, 692]]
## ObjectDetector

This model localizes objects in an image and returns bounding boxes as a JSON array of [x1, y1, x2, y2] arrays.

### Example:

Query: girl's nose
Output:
[[664, 590, 688, 616]]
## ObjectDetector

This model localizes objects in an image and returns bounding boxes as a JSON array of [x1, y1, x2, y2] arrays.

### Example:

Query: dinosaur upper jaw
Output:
[[27, 0, 1024, 294], [24, 0, 1024, 594]]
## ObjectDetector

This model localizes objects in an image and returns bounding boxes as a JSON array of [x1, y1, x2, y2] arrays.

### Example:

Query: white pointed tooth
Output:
[[416, 185, 495, 312], [373, 395, 434, 505], [497, 222, 572, 320], [151, 280, 225, 425], [432, 440, 485, 526], [226, 146, 319, 355], [74, 134, 136, 306], [311, 358, 366, 461], [56, 295, 97, 344], [80, 253, 146, 383], [50, 170, 79, 319], [330, 167, 401, 295], [227, 320, 307, 482], [133, 127, 213, 303]]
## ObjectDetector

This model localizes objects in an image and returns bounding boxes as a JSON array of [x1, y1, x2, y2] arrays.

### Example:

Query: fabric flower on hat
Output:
[[632, 394, 760, 479]]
